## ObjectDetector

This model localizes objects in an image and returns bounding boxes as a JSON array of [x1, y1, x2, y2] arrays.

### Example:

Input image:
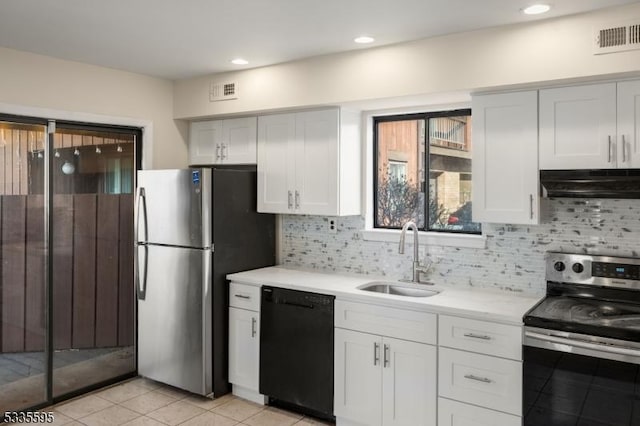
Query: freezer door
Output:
[[137, 244, 212, 395], [136, 169, 211, 248]]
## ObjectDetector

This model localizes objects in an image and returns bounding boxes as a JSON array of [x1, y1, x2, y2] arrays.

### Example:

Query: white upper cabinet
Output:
[[618, 80, 640, 168], [539, 83, 617, 169], [257, 108, 361, 216], [189, 120, 222, 166], [257, 113, 296, 214], [472, 91, 539, 224], [222, 117, 258, 164], [189, 117, 257, 166]]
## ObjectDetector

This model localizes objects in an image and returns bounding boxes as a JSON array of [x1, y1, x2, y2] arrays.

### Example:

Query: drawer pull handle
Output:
[[234, 294, 251, 299], [464, 374, 493, 384], [463, 333, 492, 340], [374, 342, 380, 366]]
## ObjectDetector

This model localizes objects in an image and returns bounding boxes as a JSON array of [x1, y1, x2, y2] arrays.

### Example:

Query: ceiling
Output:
[[0, 0, 635, 80]]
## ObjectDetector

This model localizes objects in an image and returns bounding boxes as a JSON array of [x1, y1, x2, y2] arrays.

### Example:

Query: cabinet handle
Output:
[[608, 136, 612, 163], [251, 317, 257, 338], [463, 333, 492, 340], [221, 143, 227, 160], [529, 194, 534, 220], [374, 342, 380, 366], [383, 344, 390, 368], [622, 135, 627, 163], [234, 294, 250, 299], [288, 190, 293, 209], [216, 144, 221, 160], [464, 374, 493, 384], [295, 190, 300, 209]]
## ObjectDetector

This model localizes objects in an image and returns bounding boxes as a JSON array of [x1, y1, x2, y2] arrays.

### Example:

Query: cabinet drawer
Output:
[[438, 397, 521, 426], [439, 315, 522, 360], [439, 347, 522, 416], [335, 300, 436, 344], [229, 282, 260, 311]]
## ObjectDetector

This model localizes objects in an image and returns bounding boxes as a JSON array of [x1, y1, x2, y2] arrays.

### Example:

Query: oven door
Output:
[[524, 327, 640, 426]]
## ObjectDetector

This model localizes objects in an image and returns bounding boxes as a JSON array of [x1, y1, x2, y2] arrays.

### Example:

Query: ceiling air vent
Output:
[[594, 19, 640, 54], [209, 81, 238, 102]]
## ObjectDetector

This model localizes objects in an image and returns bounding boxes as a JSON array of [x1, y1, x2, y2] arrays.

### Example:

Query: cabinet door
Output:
[[294, 109, 339, 215], [257, 114, 296, 214], [334, 328, 382, 426], [222, 117, 257, 164], [472, 91, 539, 224], [189, 120, 223, 166], [228, 307, 259, 391], [618, 80, 640, 169], [539, 83, 617, 169], [382, 337, 436, 426]]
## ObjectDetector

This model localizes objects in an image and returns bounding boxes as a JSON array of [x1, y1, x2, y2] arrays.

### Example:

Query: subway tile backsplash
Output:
[[280, 199, 640, 296]]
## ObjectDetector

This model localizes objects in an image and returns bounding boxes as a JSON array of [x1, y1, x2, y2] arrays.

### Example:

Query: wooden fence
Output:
[[0, 127, 134, 196], [0, 194, 134, 353]]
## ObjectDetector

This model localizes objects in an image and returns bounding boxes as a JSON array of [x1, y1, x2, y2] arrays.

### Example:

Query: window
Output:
[[373, 109, 481, 234]]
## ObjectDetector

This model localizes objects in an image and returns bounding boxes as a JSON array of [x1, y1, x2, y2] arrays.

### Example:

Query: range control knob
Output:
[[553, 261, 566, 272], [572, 263, 584, 273]]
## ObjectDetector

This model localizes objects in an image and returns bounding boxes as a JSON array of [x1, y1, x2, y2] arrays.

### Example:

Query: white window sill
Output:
[[361, 228, 486, 249]]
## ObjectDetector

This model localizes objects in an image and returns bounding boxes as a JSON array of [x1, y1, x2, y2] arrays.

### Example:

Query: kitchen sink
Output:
[[358, 281, 440, 298]]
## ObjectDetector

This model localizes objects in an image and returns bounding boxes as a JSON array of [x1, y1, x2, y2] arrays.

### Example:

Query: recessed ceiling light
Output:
[[231, 58, 249, 65], [354, 36, 375, 44], [522, 4, 551, 15]]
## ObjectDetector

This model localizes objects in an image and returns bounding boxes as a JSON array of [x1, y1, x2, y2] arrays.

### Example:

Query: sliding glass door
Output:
[[0, 116, 139, 412], [50, 124, 137, 398], [0, 120, 48, 412]]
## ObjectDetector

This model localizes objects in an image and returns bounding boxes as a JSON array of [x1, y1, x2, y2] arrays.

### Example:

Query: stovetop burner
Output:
[[528, 296, 640, 328], [524, 253, 640, 342]]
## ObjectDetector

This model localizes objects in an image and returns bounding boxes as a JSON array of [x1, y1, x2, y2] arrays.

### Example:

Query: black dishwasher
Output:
[[260, 286, 335, 420]]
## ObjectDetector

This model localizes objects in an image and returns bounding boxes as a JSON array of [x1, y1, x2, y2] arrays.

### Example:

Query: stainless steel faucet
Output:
[[398, 221, 432, 284]]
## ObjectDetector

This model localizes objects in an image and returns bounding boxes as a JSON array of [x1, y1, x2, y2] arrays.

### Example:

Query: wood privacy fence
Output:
[[0, 127, 134, 196], [0, 194, 134, 353]]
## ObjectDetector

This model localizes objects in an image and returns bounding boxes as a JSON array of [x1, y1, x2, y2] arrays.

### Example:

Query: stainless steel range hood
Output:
[[540, 169, 640, 199]]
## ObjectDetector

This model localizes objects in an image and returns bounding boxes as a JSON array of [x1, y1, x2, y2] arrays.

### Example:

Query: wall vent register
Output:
[[594, 19, 640, 54], [210, 81, 238, 101]]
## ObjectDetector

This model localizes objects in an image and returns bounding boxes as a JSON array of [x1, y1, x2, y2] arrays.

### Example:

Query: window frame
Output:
[[372, 108, 480, 235]]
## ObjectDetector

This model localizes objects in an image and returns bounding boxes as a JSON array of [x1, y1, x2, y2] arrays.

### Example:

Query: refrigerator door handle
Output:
[[136, 245, 149, 300], [135, 186, 149, 300], [135, 187, 149, 243]]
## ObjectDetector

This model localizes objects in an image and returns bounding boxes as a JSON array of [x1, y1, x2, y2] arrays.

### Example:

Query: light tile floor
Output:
[[41, 377, 334, 426]]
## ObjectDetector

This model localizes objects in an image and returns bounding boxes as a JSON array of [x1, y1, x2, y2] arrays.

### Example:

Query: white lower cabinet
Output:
[[334, 329, 436, 426], [228, 304, 265, 404], [438, 347, 522, 416], [334, 329, 382, 426], [438, 398, 521, 426], [383, 337, 437, 426]]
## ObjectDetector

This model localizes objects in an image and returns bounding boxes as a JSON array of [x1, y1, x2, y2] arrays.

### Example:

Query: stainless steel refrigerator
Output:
[[135, 167, 275, 396]]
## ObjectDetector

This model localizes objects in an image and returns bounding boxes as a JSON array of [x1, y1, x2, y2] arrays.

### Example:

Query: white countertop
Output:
[[227, 266, 542, 325]]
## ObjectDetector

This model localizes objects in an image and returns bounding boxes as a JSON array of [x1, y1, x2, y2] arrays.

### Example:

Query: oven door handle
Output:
[[525, 331, 640, 358]]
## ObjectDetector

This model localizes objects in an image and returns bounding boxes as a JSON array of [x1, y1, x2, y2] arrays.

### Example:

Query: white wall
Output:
[[174, 2, 640, 119], [0, 47, 188, 169]]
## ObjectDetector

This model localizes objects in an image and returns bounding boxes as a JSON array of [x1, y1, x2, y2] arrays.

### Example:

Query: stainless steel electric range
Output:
[[523, 252, 640, 426]]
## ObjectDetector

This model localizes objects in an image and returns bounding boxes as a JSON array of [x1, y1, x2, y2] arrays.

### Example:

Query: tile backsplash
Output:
[[280, 199, 640, 296]]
